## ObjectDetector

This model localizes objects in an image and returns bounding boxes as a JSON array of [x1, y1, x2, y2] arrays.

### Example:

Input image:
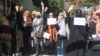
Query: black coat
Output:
[[66, 17, 87, 56]]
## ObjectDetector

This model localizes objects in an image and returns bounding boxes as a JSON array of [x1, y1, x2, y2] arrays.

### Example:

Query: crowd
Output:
[[0, 1, 100, 56]]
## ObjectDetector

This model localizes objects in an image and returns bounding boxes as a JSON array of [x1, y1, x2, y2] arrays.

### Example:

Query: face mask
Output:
[[36, 15, 41, 18], [58, 16, 63, 19]]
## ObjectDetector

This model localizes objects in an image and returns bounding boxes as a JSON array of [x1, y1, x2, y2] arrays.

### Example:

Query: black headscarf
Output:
[[75, 9, 83, 17]]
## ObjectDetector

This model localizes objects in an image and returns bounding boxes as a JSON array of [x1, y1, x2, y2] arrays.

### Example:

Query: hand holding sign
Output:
[[74, 17, 86, 26], [43, 32, 50, 39], [47, 18, 57, 25]]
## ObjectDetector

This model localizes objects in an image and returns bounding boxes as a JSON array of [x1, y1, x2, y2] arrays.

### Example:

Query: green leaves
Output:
[[48, 0, 64, 13], [67, 0, 100, 7]]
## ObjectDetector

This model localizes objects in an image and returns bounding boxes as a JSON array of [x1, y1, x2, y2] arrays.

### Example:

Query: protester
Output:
[[15, 5, 24, 54], [1, 15, 12, 55], [2, 1, 100, 56], [5, 7, 17, 55], [66, 9, 87, 56], [21, 10, 32, 54], [31, 11, 44, 56], [47, 12, 57, 54], [87, 9, 100, 56], [56, 12, 68, 56], [31, 1, 49, 56]]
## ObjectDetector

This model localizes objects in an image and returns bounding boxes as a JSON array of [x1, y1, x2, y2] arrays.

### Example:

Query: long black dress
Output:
[[66, 17, 87, 56], [66, 9, 87, 56], [7, 12, 17, 54]]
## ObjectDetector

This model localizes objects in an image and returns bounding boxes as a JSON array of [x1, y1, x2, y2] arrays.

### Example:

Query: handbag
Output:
[[34, 18, 43, 38], [35, 31, 42, 38], [92, 41, 100, 50]]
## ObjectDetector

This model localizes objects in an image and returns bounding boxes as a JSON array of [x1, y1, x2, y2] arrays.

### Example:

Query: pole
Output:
[[4, 0, 7, 14], [10, 0, 11, 11]]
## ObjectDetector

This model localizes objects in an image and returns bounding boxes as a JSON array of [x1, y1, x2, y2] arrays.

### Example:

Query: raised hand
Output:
[[44, 6, 48, 12], [20, 6, 23, 11], [41, 1, 44, 9], [15, 5, 19, 12], [63, 10, 67, 17], [68, 4, 75, 12], [41, 1, 44, 6]]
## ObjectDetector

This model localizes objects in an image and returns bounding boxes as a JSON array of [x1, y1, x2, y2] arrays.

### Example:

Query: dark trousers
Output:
[[23, 32, 31, 52], [57, 35, 67, 47], [0, 40, 2, 56], [57, 35, 67, 56], [34, 37, 44, 54], [87, 41, 100, 56], [11, 28, 16, 54], [2, 39, 11, 55]]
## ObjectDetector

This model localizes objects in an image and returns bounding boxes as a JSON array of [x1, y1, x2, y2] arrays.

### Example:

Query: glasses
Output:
[[49, 15, 53, 16], [58, 14, 64, 17]]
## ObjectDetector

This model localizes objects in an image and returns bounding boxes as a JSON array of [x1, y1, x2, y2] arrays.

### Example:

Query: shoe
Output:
[[35, 53, 39, 56], [49, 50, 53, 54], [35, 52, 39, 56]]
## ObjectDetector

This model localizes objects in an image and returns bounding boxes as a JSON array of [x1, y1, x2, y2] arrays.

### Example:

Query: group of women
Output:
[[0, 1, 100, 56]]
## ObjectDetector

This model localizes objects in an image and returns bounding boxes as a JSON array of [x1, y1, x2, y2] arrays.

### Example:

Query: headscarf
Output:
[[75, 9, 83, 17]]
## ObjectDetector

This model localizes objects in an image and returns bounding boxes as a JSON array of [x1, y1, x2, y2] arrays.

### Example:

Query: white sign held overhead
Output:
[[74, 17, 86, 26]]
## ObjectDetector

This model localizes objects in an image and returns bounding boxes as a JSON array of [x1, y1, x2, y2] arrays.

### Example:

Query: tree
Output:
[[32, 0, 64, 15], [67, 0, 100, 7], [48, 0, 64, 14]]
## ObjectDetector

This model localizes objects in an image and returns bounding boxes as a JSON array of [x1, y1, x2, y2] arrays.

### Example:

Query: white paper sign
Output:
[[74, 17, 86, 26], [47, 18, 57, 25], [92, 34, 100, 41], [92, 34, 97, 38], [43, 32, 50, 39]]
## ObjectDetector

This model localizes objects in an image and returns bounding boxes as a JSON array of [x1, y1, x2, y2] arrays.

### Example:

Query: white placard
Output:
[[47, 18, 57, 25], [92, 34, 97, 38], [74, 17, 86, 26], [92, 34, 100, 41], [43, 32, 50, 39]]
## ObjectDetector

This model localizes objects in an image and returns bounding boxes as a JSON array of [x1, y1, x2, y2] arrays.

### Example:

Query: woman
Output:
[[48, 12, 57, 43], [88, 9, 100, 56], [57, 12, 68, 56], [21, 10, 32, 54], [1, 15, 12, 55], [66, 9, 87, 56], [31, 11, 44, 56], [47, 12, 57, 54]]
